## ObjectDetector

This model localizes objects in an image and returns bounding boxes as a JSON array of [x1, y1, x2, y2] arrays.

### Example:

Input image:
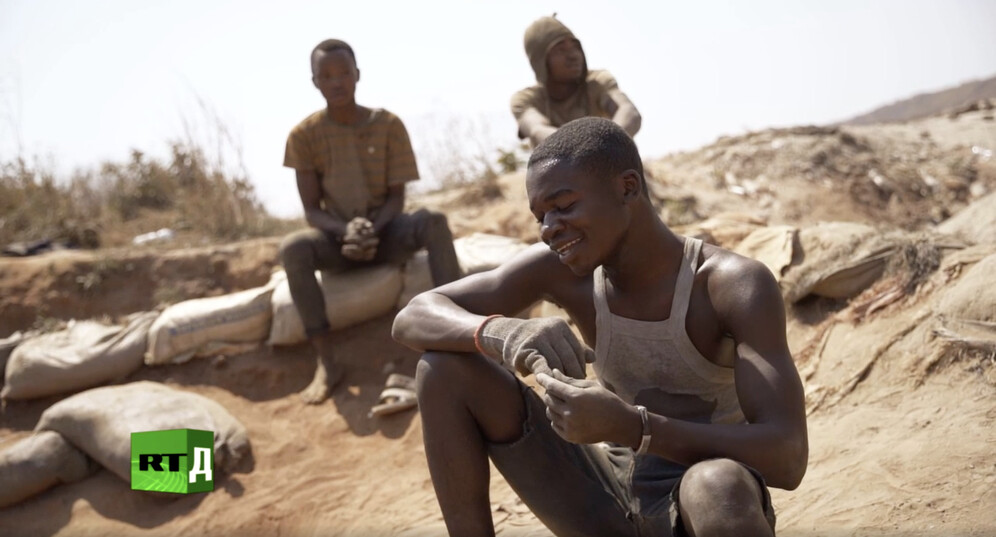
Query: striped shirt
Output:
[[284, 108, 419, 219]]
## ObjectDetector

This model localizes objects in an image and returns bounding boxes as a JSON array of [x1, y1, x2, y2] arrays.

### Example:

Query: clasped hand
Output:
[[341, 217, 378, 261]]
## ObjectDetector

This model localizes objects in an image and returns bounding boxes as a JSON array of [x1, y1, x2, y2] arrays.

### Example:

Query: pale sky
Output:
[[2, 0, 995, 217]]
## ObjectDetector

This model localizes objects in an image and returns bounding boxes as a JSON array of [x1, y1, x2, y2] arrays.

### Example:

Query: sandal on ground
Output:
[[369, 374, 418, 418]]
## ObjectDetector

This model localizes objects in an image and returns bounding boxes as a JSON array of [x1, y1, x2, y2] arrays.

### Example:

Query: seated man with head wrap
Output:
[[511, 15, 642, 147]]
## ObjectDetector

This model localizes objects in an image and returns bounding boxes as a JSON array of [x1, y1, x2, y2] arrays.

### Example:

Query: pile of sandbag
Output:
[[2, 312, 157, 401], [269, 232, 531, 345], [394, 232, 532, 309], [0, 331, 33, 386], [267, 266, 403, 346], [145, 271, 282, 365], [2, 232, 531, 388], [0, 431, 96, 508], [0, 381, 251, 507], [793, 242, 996, 412], [735, 222, 914, 303], [0, 233, 529, 508]]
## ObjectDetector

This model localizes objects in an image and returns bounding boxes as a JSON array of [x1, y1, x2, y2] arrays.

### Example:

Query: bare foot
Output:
[[300, 354, 344, 405]]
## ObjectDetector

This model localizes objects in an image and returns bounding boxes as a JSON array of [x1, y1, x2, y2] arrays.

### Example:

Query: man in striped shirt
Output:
[[281, 39, 460, 404]]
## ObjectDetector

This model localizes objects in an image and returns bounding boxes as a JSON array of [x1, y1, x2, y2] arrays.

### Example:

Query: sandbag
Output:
[[35, 381, 251, 484], [146, 273, 280, 365], [454, 233, 530, 276], [268, 265, 403, 346], [937, 191, 996, 246], [1, 312, 157, 401], [781, 222, 898, 303], [936, 253, 996, 323], [0, 330, 34, 389], [734, 225, 797, 280], [0, 431, 96, 508], [396, 234, 532, 309]]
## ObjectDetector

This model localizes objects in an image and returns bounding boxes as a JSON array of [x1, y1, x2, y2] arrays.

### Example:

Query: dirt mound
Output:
[[0, 238, 281, 338], [647, 120, 995, 231]]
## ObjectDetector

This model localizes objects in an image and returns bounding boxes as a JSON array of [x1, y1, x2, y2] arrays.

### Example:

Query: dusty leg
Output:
[[416, 351, 525, 536], [300, 331, 345, 404], [678, 458, 774, 537], [279, 229, 350, 404], [416, 210, 461, 286]]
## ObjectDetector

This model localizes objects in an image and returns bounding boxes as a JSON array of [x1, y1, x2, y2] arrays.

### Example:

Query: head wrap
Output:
[[523, 15, 587, 84]]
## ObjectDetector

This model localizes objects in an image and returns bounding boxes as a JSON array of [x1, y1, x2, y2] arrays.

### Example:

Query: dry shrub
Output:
[[0, 91, 297, 249], [0, 157, 100, 248], [0, 143, 290, 249]]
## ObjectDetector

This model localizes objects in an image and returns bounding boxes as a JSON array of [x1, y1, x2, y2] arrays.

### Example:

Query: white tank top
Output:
[[592, 237, 745, 425]]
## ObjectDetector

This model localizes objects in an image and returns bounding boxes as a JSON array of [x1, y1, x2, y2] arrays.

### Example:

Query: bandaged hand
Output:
[[476, 316, 593, 379], [341, 217, 378, 261]]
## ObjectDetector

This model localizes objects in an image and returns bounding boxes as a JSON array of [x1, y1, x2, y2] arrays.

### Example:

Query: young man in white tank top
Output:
[[393, 118, 808, 537]]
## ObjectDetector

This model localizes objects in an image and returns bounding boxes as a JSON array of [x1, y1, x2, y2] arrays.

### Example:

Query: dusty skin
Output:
[[1, 110, 995, 536]]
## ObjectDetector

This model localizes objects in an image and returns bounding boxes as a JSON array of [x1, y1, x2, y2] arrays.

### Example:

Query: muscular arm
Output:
[[601, 88, 642, 137], [392, 244, 561, 353], [296, 169, 348, 238], [641, 260, 808, 489]]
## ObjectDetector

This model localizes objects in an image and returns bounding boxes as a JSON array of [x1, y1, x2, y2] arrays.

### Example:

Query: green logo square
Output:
[[130, 429, 214, 494]]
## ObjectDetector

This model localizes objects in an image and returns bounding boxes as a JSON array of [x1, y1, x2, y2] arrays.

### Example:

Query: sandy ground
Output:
[[2, 313, 992, 536], [1, 111, 995, 536]]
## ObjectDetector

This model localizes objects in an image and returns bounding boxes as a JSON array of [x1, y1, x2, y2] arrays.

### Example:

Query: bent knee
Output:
[[679, 459, 772, 535], [680, 459, 762, 504], [412, 209, 450, 234], [279, 231, 317, 267], [416, 351, 525, 442], [426, 210, 449, 228], [415, 351, 470, 397], [415, 351, 516, 403]]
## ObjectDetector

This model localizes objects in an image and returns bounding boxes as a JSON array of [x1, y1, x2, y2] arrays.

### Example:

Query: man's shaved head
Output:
[[527, 117, 646, 196]]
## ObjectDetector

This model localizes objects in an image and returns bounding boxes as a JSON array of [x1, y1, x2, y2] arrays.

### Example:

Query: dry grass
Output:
[[0, 142, 297, 250]]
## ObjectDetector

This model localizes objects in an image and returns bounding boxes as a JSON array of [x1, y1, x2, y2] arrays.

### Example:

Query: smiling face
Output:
[[311, 48, 359, 108], [526, 159, 629, 275]]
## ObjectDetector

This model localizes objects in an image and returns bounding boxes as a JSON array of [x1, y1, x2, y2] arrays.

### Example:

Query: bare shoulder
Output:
[[698, 242, 783, 326], [700, 242, 775, 284]]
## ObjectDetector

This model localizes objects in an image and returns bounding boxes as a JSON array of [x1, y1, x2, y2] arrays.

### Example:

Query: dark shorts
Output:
[[487, 381, 776, 537]]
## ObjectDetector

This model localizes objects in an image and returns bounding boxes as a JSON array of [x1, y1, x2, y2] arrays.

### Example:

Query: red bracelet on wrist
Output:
[[473, 314, 504, 356]]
